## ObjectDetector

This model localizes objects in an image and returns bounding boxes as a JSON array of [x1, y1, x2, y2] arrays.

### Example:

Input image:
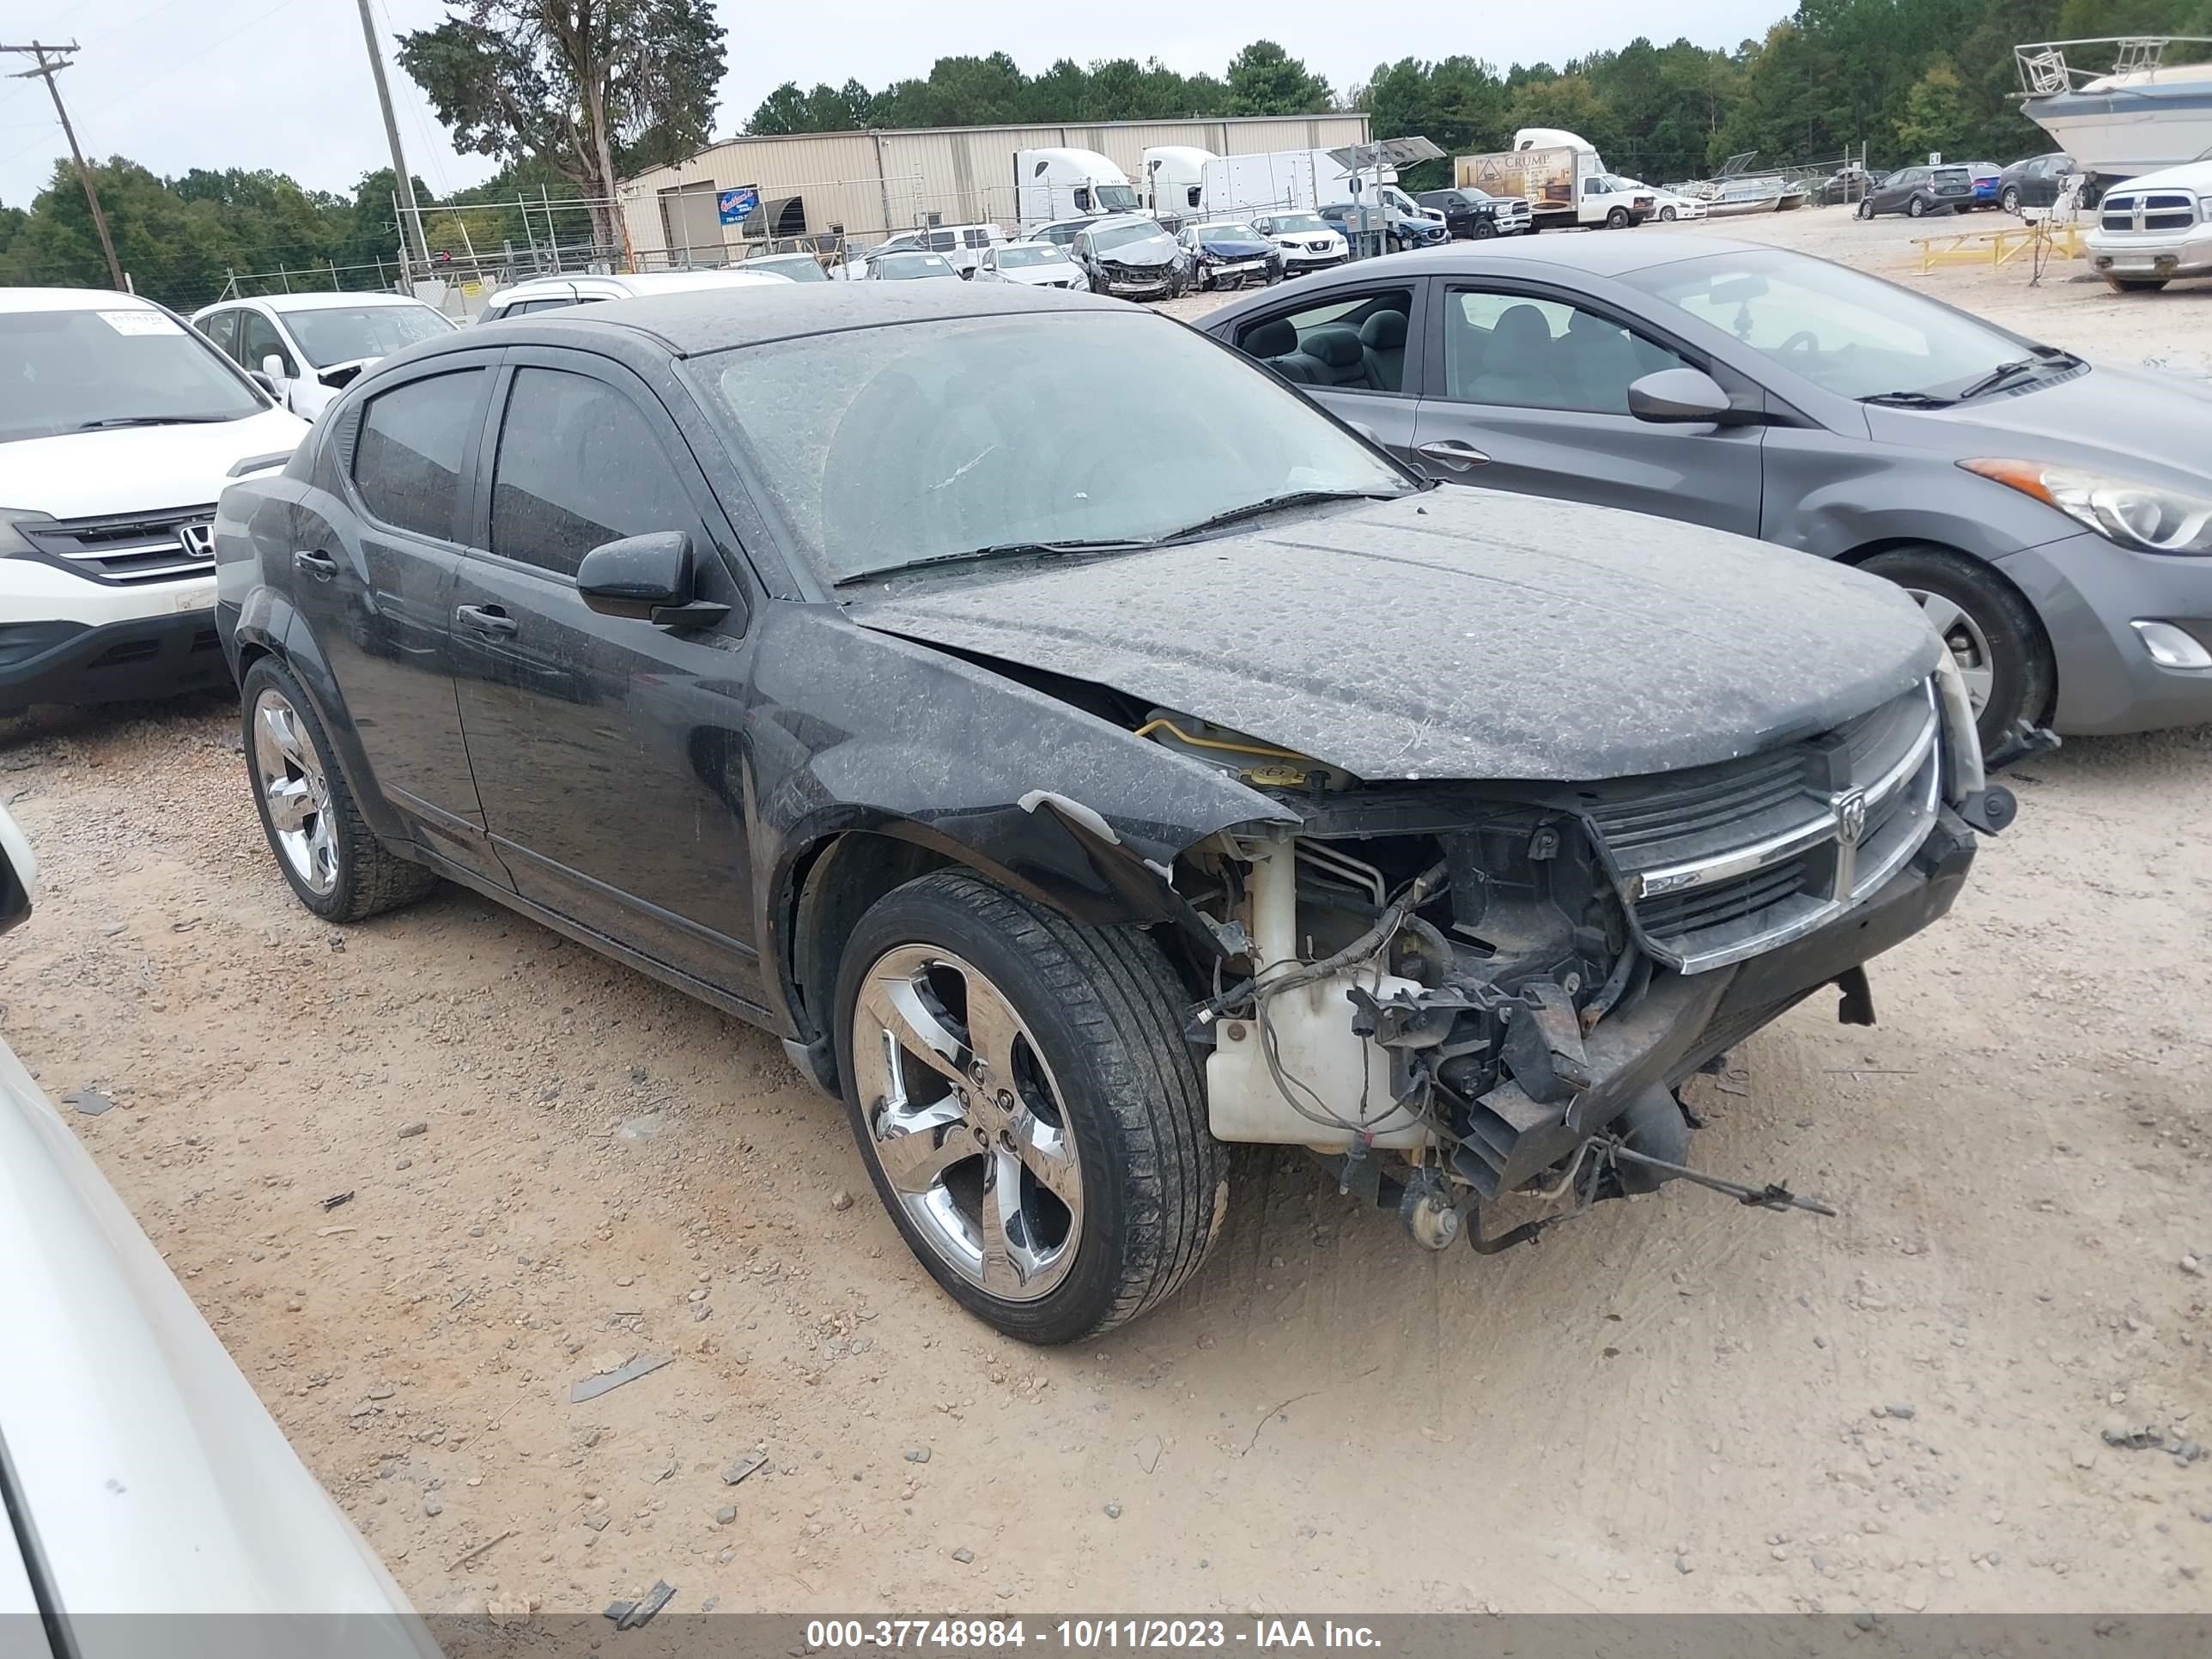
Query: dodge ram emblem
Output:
[[1832, 788, 1869, 847]]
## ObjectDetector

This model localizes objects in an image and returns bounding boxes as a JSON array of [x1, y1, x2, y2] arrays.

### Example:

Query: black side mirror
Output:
[[576, 531, 729, 629], [1627, 367, 1738, 425]]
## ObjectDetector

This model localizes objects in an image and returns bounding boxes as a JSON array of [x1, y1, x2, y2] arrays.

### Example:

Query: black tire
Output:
[[1907, 196, 1926, 218], [1860, 546, 2052, 752], [2104, 274, 2170, 294], [240, 656, 437, 922], [1606, 206, 1631, 229], [2001, 186, 2021, 214], [835, 869, 1224, 1345], [1857, 198, 1875, 220], [1471, 219, 1497, 240], [1659, 205, 1676, 222]]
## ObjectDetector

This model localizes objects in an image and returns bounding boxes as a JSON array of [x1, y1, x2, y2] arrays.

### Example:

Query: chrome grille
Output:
[[2102, 191, 2198, 234], [1582, 680, 1943, 974], [18, 504, 218, 584]]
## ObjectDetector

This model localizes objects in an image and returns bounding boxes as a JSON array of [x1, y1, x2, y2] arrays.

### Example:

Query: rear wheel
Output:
[[1861, 545, 2051, 751], [2104, 274, 2170, 294], [836, 870, 1224, 1345], [241, 657, 437, 921], [1907, 196, 1927, 218]]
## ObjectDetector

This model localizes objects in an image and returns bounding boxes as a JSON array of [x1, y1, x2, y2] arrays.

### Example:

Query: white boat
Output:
[[2017, 37, 2212, 181], [1703, 177, 1808, 216]]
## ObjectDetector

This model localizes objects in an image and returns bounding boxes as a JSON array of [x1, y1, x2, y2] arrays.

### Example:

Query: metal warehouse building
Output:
[[617, 112, 1372, 266]]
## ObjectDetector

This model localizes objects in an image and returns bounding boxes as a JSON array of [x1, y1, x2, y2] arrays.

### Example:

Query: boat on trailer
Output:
[[2017, 37, 2212, 185]]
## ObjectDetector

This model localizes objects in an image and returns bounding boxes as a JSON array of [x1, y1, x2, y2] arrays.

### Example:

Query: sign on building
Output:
[[718, 185, 761, 225]]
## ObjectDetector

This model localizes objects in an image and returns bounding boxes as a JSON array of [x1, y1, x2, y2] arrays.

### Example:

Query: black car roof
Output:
[[415, 282, 1127, 365]]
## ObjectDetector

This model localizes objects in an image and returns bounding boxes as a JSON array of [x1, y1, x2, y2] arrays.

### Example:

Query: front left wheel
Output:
[[1606, 207, 1631, 229], [241, 657, 438, 921], [836, 869, 1224, 1345]]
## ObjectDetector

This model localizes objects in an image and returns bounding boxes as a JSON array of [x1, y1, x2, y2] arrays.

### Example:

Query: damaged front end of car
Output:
[[1111, 652, 2010, 1252]]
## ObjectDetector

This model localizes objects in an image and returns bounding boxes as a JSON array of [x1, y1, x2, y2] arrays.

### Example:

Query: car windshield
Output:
[[873, 253, 955, 280], [698, 311, 1412, 583], [280, 302, 453, 368], [1, 305, 263, 442], [1269, 213, 1331, 233], [997, 245, 1069, 269], [1092, 184, 1139, 212], [1622, 249, 2052, 403], [1090, 222, 1165, 252], [1200, 223, 1262, 244], [750, 255, 828, 282]]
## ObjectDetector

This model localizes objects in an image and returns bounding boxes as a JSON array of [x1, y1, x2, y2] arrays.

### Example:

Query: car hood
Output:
[[1199, 239, 1274, 259], [0, 406, 307, 518], [1096, 238, 1178, 265], [1873, 361, 2212, 489], [849, 488, 1938, 782], [1004, 265, 1079, 284]]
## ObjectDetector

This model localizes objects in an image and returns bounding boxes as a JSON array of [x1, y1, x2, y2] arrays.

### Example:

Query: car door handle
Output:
[[1415, 440, 1492, 471], [454, 604, 519, 639], [293, 550, 337, 580]]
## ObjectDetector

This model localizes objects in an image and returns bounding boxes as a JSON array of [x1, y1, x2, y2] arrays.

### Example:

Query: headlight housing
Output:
[[1960, 459, 2212, 554]]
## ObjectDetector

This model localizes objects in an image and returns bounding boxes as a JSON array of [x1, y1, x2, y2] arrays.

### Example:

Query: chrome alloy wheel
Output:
[[252, 688, 338, 894], [1905, 588, 1995, 714], [849, 945, 1083, 1301]]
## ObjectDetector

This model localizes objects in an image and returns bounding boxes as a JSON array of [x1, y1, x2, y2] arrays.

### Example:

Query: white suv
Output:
[[190, 290, 453, 421], [1, 289, 307, 714]]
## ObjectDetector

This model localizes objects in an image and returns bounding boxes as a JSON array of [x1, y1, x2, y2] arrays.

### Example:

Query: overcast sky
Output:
[[1, 0, 1785, 212]]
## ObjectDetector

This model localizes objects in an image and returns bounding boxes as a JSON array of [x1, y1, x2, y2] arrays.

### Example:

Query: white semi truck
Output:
[[1013, 148, 1140, 234]]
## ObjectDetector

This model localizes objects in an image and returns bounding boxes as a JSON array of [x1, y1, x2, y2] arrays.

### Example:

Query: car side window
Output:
[[1441, 289, 1687, 415], [1231, 287, 1414, 394], [488, 367, 702, 579], [352, 368, 486, 541], [239, 310, 295, 378], [198, 309, 240, 360]]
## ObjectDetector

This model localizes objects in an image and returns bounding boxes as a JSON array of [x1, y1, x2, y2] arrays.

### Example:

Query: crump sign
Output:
[[718, 185, 762, 226]]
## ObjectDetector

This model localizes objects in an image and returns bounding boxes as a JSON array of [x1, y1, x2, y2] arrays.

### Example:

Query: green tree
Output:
[[399, 0, 726, 255], [1894, 60, 1972, 160], [1225, 40, 1334, 115]]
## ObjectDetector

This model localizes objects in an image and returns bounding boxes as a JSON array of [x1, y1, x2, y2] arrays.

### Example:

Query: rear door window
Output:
[[351, 368, 487, 541]]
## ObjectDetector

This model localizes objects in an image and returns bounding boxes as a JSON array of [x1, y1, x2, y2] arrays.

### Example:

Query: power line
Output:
[[2, 39, 124, 289]]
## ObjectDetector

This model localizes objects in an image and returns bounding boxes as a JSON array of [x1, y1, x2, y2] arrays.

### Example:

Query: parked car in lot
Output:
[[1857, 164, 1976, 218], [1071, 215, 1189, 299], [190, 291, 453, 421], [1024, 216, 1098, 249], [1815, 164, 1875, 206], [1414, 187, 1534, 237], [973, 240, 1085, 289], [1, 287, 305, 713], [1249, 210, 1349, 273], [1996, 152, 2075, 214], [1618, 179, 1707, 222], [1968, 162, 2003, 208], [215, 282, 2008, 1343], [0, 805, 434, 1650], [480, 268, 788, 320], [1319, 201, 1449, 252], [1204, 234, 2212, 748], [2086, 160, 2212, 293], [1176, 220, 1284, 289], [857, 250, 963, 282], [741, 251, 831, 282]]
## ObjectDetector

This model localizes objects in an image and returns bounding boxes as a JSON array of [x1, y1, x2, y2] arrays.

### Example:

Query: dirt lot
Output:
[[4, 206, 2210, 1618]]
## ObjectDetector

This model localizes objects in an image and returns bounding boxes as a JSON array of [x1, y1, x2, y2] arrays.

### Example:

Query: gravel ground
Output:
[[3, 204, 2209, 1618]]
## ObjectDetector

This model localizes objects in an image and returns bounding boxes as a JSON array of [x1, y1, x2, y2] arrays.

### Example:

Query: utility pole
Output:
[[2, 40, 125, 291], [351, 0, 432, 289]]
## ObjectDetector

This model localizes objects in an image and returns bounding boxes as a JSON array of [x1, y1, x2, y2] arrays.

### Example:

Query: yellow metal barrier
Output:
[[1914, 221, 2086, 273]]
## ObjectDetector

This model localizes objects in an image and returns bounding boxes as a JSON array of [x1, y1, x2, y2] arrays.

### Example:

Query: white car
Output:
[[478, 267, 791, 321], [190, 291, 454, 421], [0, 806, 434, 1650], [973, 240, 1085, 289], [1248, 211, 1352, 273], [1, 288, 307, 714], [1620, 179, 1707, 222], [2086, 159, 2212, 293], [1024, 216, 1101, 249]]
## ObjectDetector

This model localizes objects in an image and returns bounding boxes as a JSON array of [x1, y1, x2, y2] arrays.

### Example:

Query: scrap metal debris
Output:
[[64, 1086, 113, 1117], [321, 1190, 355, 1211], [720, 1450, 768, 1486], [568, 1352, 672, 1404], [605, 1581, 675, 1630]]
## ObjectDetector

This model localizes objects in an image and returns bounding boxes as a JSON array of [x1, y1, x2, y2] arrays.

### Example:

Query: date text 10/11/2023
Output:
[[802, 1620, 1384, 1650]]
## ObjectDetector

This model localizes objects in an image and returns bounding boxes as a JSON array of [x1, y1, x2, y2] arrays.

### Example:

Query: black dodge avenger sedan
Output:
[[214, 283, 2012, 1344]]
